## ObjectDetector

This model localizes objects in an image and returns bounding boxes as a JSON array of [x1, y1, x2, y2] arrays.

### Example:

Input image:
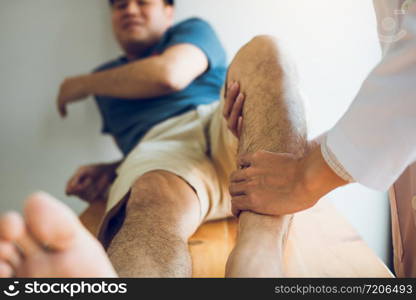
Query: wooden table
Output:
[[80, 198, 393, 278]]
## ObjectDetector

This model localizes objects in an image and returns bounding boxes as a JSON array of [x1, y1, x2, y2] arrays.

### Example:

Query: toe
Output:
[[0, 212, 39, 258], [0, 212, 24, 241], [0, 261, 13, 278], [0, 241, 21, 268], [24, 192, 80, 251]]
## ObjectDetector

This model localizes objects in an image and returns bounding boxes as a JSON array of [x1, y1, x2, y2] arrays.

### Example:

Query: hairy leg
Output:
[[225, 36, 307, 277], [106, 171, 201, 277]]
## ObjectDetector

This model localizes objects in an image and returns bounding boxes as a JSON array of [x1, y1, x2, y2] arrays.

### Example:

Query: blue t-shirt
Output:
[[94, 18, 227, 156]]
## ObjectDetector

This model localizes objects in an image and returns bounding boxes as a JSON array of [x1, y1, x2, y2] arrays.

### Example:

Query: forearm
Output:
[[302, 146, 348, 202], [323, 4, 416, 190], [83, 56, 176, 99]]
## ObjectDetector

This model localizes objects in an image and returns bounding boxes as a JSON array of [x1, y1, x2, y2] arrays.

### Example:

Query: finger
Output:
[[232, 205, 241, 218], [67, 176, 92, 197], [229, 181, 250, 197], [66, 173, 81, 194], [0, 241, 21, 270], [91, 188, 105, 203], [237, 152, 255, 169], [96, 173, 112, 191], [60, 105, 67, 118], [80, 187, 97, 203], [0, 261, 13, 278], [76, 190, 91, 203], [223, 81, 240, 118], [227, 93, 245, 137], [231, 195, 251, 217], [58, 99, 67, 118], [66, 172, 88, 195], [224, 80, 232, 98], [230, 169, 250, 183], [237, 116, 243, 138], [91, 176, 111, 201], [82, 177, 105, 202]]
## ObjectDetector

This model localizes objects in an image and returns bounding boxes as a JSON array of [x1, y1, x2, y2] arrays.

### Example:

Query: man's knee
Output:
[[126, 170, 200, 226], [227, 35, 284, 84], [236, 35, 281, 62], [246, 35, 280, 54]]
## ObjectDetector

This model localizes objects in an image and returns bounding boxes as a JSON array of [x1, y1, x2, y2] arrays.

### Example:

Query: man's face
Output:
[[111, 0, 174, 52]]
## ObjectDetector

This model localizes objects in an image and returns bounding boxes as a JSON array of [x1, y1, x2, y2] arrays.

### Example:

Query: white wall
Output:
[[0, 0, 391, 265], [0, 0, 121, 214]]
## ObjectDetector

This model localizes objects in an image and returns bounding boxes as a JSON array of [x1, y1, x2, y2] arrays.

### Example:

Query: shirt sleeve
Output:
[[325, 3, 416, 191], [321, 135, 356, 183], [161, 18, 227, 70]]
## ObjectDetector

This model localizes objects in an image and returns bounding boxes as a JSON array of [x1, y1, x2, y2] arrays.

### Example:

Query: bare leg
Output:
[[106, 171, 201, 277], [0, 192, 116, 278], [225, 36, 307, 277]]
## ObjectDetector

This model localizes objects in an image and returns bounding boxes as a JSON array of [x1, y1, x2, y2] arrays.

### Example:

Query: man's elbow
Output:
[[159, 66, 190, 93]]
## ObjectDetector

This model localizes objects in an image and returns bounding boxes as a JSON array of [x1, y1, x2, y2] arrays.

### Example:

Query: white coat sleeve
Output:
[[326, 4, 416, 191]]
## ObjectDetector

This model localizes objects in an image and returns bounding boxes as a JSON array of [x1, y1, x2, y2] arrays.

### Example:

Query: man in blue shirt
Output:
[[92, 17, 227, 156]]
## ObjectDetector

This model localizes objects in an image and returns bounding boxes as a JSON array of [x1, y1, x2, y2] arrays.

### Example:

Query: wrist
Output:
[[76, 74, 92, 96], [301, 146, 348, 202]]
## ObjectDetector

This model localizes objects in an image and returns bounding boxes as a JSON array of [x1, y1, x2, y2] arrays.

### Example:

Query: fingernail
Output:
[[232, 81, 238, 89]]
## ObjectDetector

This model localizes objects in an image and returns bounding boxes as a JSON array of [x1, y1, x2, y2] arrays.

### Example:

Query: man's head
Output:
[[110, 0, 175, 58]]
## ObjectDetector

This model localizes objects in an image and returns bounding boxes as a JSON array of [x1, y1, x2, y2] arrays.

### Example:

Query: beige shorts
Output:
[[98, 88, 238, 240]]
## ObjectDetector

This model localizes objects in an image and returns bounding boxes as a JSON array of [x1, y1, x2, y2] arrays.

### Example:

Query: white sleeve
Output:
[[326, 4, 416, 191]]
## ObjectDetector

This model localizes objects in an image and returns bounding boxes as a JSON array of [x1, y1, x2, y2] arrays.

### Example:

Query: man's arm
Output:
[[57, 43, 208, 117], [66, 159, 123, 203]]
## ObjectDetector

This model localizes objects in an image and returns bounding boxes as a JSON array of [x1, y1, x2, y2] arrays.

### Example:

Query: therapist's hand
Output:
[[229, 146, 348, 216], [229, 151, 313, 216], [57, 75, 91, 118], [223, 81, 245, 138]]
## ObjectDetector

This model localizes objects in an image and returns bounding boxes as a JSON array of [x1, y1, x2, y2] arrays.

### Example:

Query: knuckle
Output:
[[243, 168, 253, 179], [252, 151, 260, 159], [250, 194, 260, 209], [245, 193, 253, 205], [247, 180, 257, 190], [229, 171, 236, 180], [258, 151, 266, 158]]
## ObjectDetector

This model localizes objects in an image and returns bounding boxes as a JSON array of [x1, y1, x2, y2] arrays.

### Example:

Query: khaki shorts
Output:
[[98, 88, 238, 241]]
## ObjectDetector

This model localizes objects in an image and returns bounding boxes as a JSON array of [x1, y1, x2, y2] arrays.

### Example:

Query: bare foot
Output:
[[0, 192, 117, 278], [225, 212, 293, 278]]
